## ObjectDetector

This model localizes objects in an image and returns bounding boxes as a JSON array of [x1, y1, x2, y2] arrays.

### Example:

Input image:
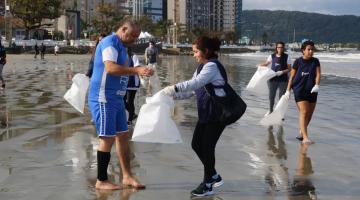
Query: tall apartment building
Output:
[[120, 0, 164, 22], [167, 0, 187, 25], [167, 0, 242, 34]]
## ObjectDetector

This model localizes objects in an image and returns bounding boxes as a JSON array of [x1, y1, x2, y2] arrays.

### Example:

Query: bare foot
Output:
[[302, 139, 315, 145], [95, 180, 122, 190], [122, 176, 146, 189]]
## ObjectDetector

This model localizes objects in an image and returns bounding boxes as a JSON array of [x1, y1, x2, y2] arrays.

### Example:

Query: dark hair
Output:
[[95, 33, 107, 46], [149, 41, 155, 45], [192, 36, 221, 59], [274, 41, 285, 55], [301, 40, 315, 51]]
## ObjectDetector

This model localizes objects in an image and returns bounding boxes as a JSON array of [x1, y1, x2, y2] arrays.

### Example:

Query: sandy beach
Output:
[[0, 53, 360, 200]]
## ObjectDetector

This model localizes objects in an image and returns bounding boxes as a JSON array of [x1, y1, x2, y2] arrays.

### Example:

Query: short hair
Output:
[[301, 40, 315, 51], [118, 17, 141, 32], [149, 41, 155, 45]]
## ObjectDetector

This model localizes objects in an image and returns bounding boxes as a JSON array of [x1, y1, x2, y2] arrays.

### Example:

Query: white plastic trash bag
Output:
[[260, 94, 289, 126], [63, 73, 89, 114], [132, 91, 182, 143], [246, 66, 276, 94]]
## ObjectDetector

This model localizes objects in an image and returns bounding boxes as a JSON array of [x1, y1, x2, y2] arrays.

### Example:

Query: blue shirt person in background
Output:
[[86, 33, 106, 78], [284, 40, 321, 145], [88, 19, 154, 190], [260, 41, 291, 116]]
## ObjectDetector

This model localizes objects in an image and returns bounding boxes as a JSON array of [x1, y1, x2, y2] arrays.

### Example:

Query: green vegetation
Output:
[[242, 10, 360, 43], [9, 0, 62, 39], [91, 3, 127, 35]]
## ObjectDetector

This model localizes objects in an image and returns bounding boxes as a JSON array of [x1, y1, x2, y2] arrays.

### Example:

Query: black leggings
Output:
[[192, 121, 226, 183], [124, 90, 137, 121]]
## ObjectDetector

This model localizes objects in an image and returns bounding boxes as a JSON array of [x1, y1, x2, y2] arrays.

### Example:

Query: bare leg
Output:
[[95, 137, 121, 190], [115, 132, 145, 189], [296, 101, 314, 143]]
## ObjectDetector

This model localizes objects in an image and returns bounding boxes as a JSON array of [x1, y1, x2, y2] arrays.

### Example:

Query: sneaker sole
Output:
[[191, 190, 214, 197], [213, 180, 224, 188]]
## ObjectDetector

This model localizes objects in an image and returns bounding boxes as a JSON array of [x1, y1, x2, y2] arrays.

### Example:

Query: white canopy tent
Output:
[[139, 31, 153, 39]]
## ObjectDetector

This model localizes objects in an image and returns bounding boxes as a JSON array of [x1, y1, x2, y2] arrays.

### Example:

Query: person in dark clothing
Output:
[[162, 36, 228, 197], [260, 41, 291, 116], [0, 40, 6, 89], [124, 47, 141, 125], [86, 33, 106, 78], [34, 43, 39, 59], [284, 40, 321, 145], [40, 43, 46, 59]]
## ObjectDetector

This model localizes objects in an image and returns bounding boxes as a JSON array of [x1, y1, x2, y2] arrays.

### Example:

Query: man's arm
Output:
[[104, 61, 153, 77]]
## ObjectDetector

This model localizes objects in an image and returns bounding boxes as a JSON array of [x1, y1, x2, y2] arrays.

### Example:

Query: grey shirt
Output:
[[174, 62, 225, 99]]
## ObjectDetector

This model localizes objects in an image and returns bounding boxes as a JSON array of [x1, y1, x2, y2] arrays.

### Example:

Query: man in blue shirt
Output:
[[88, 19, 154, 190]]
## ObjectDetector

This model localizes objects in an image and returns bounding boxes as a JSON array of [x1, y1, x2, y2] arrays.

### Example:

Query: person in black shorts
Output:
[[284, 40, 321, 145]]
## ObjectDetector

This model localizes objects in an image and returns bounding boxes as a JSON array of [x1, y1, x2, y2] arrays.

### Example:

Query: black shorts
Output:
[[294, 93, 318, 103]]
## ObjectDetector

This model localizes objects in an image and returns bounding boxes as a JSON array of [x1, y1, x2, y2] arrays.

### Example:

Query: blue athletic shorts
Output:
[[89, 100, 128, 137]]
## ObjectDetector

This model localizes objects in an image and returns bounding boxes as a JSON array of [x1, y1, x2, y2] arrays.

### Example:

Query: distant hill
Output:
[[241, 10, 360, 43]]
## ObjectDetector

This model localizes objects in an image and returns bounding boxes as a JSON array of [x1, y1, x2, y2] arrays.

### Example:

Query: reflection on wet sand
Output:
[[0, 96, 10, 140], [289, 144, 317, 200], [265, 125, 290, 194]]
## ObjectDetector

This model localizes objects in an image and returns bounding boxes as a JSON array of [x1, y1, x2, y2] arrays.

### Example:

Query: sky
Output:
[[243, 0, 360, 16]]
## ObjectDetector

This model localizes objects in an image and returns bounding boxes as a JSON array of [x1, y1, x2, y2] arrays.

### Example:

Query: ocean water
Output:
[[0, 53, 359, 200]]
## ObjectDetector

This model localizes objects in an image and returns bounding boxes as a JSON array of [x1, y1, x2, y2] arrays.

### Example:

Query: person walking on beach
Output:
[[124, 47, 141, 125], [34, 43, 39, 59], [88, 19, 154, 190], [259, 41, 291, 116], [144, 41, 158, 65], [284, 40, 321, 144], [54, 44, 59, 56], [40, 43, 46, 59], [0, 40, 6, 89], [86, 33, 106, 78], [143, 41, 159, 94], [162, 36, 227, 197]]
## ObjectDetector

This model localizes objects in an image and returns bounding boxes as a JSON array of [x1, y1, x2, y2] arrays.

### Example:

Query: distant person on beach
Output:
[[0, 40, 6, 89], [284, 40, 321, 145], [34, 43, 39, 59], [144, 41, 158, 65], [88, 19, 153, 190], [144, 41, 159, 94], [40, 43, 46, 59], [259, 41, 291, 116], [86, 33, 106, 78], [124, 47, 142, 125], [162, 36, 228, 197], [54, 44, 59, 56]]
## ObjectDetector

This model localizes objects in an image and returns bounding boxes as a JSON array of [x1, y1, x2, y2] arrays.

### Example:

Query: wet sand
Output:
[[0, 54, 360, 200]]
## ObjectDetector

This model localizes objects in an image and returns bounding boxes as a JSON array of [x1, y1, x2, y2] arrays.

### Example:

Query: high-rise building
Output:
[[167, 0, 186, 25], [167, 0, 242, 34], [120, 0, 164, 22]]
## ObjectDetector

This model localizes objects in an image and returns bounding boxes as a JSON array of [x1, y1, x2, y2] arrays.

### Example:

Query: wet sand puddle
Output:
[[0, 54, 359, 200]]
